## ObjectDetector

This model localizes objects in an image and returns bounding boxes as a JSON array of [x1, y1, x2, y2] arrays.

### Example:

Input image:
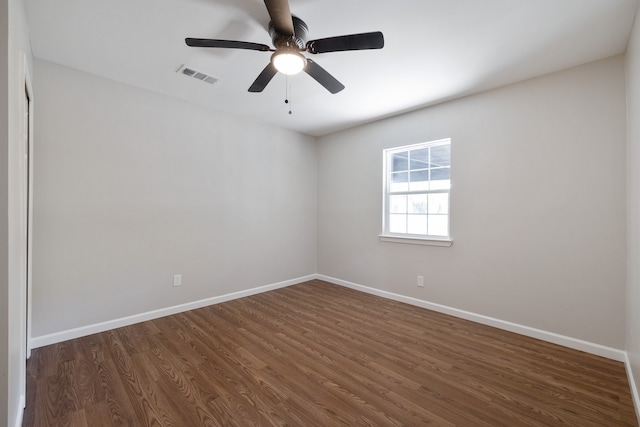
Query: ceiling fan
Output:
[[185, 0, 384, 94]]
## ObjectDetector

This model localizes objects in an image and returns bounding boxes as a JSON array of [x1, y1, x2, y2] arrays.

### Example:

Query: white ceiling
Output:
[[24, 0, 639, 136]]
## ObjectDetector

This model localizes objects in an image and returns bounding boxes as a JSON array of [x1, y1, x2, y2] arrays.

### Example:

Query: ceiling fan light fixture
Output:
[[272, 50, 306, 75]]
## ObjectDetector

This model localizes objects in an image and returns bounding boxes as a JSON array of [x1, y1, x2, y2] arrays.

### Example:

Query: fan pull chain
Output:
[[285, 76, 292, 115]]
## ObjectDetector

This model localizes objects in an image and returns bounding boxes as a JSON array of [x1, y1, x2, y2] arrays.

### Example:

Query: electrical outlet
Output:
[[417, 275, 424, 287], [173, 274, 182, 287]]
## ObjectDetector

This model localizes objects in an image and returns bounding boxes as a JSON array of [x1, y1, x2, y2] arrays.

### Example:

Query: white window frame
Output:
[[380, 138, 452, 247]]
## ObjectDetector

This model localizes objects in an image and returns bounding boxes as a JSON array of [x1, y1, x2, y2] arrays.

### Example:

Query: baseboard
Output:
[[625, 353, 640, 425], [30, 274, 316, 349], [316, 274, 626, 362], [29, 272, 627, 362], [27, 273, 637, 421]]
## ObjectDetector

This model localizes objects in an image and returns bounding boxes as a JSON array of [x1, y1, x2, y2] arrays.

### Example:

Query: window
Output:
[[381, 139, 451, 244]]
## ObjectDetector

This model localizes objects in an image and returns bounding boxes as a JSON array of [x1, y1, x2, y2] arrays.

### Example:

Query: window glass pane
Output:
[[430, 144, 450, 167], [407, 214, 427, 235], [410, 148, 429, 170], [428, 193, 449, 214], [389, 195, 407, 213], [408, 194, 427, 213], [410, 170, 429, 183], [392, 152, 408, 172], [427, 215, 448, 237], [391, 171, 408, 183], [430, 167, 450, 181], [408, 170, 429, 192], [390, 172, 409, 192], [389, 214, 407, 234], [430, 167, 450, 190]]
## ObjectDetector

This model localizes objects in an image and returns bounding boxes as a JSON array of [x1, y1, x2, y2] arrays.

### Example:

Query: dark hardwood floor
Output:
[[23, 280, 638, 426]]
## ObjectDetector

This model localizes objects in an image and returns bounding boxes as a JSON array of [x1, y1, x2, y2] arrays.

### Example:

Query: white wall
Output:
[[626, 4, 640, 406], [3, 0, 32, 424], [0, 0, 9, 423], [318, 56, 627, 349], [31, 59, 317, 337]]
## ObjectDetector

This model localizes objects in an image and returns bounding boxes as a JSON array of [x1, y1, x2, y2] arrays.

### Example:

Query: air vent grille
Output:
[[177, 65, 219, 85]]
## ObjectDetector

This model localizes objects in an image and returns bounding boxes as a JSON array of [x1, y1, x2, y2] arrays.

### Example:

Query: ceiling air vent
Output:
[[177, 65, 218, 85]]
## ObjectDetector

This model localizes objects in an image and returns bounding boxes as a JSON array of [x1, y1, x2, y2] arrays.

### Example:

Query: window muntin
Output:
[[383, 139, 451, 239]]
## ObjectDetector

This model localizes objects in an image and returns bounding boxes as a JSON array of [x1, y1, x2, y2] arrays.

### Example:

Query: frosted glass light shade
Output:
[[272, 51, 306, 75]]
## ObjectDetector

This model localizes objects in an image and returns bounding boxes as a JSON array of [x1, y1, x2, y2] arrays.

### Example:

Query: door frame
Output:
[[23, 53, 33, 358]]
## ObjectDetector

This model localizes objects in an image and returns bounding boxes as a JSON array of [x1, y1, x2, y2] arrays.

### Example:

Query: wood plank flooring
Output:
[[23, 280, 638, 426]]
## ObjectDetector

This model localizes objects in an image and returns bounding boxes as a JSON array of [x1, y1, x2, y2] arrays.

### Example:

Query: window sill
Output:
[[378, 235, 453, 247]]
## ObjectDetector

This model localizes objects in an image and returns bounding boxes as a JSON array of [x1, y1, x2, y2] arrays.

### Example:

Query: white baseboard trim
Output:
[[625, 353, 640, 425], [14, 394, 25, 427], [28, 272, 628, 363], [316, 274, 627, 362], [27, 273, 638, 421], [30, 274, 316, 349]]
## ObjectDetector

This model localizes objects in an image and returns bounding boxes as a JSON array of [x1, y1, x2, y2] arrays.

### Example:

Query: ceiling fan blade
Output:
[[185, 38, 271, 52], [248, 63, 278, 92], [306, 31, 384, 54], [263, 0, 294, 37], [304, 59, 345, 94]]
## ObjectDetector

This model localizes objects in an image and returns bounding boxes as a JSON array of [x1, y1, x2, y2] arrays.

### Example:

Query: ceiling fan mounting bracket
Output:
[[269, 16, 308, 50]]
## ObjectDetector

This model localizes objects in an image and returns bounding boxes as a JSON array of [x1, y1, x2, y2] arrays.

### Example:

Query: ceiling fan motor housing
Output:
[[269, 16, 309, 49]]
